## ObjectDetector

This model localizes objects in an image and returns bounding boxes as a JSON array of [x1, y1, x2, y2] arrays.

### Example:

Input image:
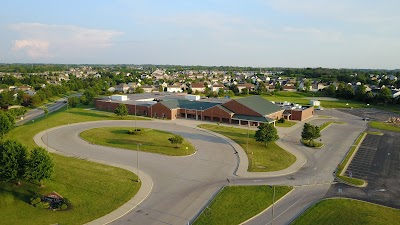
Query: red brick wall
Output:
[[288, 107, 314, 121], [222, 100, 261, 117], [267, 110, 284, 120], [95, 99, 120, 112], [203, 106, 232, 121], [149, 103, 173, 119]]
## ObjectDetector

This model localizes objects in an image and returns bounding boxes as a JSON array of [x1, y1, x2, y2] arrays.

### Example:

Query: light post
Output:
[[135, 104, 137, 128], [270, 185, 276, 225], [137, 143, 142, 182], [67, 98, 69, 124], [246, 122, 250, 154], [200, 107, 203, 122]]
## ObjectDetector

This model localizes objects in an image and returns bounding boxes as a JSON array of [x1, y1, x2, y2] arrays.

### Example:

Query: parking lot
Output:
[[326, 131, 400, 208], [339, 108, 399, 122]]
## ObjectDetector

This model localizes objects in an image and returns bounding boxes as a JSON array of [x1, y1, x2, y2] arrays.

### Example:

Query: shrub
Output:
[[168, 135, 183, 148], [128, 129, 145, 135], [30, 197, 41, 206], [278, 118, 285, 123], [60, 204, 68, 210]]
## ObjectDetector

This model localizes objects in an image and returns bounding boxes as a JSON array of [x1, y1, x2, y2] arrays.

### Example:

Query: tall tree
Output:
[[114, 104, 129, 117], [254, 123, 279, 146], [24, 147, 54, 187], [0, 140, 27, 185], [0, 111, 13, 137]]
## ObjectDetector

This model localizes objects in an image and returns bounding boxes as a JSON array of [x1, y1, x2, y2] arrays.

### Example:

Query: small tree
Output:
[[0, 140, 27, 185], [301, 123, 321, 145], [254, 123, 279, 146], [25, 147, 54, 187], [68, 96, 79, 108], [114, 104, 128, 117], [168, 135, 183, 148]]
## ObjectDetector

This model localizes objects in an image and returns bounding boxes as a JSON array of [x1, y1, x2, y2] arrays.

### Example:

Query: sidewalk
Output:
[[33, 128, 154, 225]]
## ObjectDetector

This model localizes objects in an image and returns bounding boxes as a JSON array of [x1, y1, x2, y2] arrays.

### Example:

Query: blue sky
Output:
[[0, 0, 399, 69]]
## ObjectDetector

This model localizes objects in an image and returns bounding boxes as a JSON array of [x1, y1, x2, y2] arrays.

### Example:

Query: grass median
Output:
[[80, 127, 196, 156], [369, 121, 400, 132], [194, 185, 292, 225], [336, 132, 366, 186], [275, 120, 297, 127], [198, 124, 296, 172], [2, 104, 145, 224], [291, 198, 400, 225]]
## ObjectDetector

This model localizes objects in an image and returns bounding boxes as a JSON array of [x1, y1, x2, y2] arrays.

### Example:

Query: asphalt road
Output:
[[38, 108, 367, 225]]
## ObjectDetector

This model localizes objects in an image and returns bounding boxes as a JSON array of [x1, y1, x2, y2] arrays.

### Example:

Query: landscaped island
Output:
[[80, 127, 196, 156]]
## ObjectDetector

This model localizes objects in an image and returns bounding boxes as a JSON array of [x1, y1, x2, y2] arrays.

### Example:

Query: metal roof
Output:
[[160, 99, 220, 110], [234, 95, 283, 116], [232, 114, 275, 123]]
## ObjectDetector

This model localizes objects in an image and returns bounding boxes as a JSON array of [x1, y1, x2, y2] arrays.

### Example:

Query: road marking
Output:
[[253, 180, 262, 182]]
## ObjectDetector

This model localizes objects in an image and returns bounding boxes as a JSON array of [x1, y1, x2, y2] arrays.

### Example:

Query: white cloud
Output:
[[9, 23, 122, 59], [13, 39, 50, 58]]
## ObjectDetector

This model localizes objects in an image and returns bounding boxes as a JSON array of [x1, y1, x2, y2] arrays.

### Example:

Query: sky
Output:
[[0, 0, 399, 69]]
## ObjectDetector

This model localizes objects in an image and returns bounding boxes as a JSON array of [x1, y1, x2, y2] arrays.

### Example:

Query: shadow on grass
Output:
[[0, 182, 39, 204]]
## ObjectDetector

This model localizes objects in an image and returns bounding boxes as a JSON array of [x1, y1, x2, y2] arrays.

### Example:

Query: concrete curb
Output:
[[34, 127, 154, 225]]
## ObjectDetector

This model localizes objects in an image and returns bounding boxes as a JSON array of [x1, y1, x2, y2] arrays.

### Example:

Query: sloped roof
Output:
[[232, 114, 274, 123], [234, 95, 283, 116], [160, 99, 220, 110]]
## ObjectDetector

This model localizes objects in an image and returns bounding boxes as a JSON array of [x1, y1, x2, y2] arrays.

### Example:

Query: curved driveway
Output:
[[35, 109, 367, 225]]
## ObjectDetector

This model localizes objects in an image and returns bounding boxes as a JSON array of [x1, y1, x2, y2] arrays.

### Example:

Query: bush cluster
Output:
[[128, 129, 145, 135]]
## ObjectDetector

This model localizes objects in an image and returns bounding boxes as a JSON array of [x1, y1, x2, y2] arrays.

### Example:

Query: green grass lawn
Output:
[[1, 104, 146, 224], [291, 198, 400, 225], [80, 127, 196, 156], [275, 120, 297, 127], [301, 139, 323, 148], [198, 124, 296, 172], [194, 185, 292, 225], [369, 121, 400, 132]]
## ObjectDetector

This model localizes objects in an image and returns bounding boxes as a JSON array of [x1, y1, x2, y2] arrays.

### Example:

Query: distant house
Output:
[[237, 83, 255, 92], [282, 84, 297, 92], [115, 83, 129, 93], [392, 89, 400, 98], [166, 85, 182, 93], [191, 83, 205, 93], [211, 83, 225, 92], [24, 90, 36, 96], [311, 82, 326, 92], [141, 85, 155, 93]]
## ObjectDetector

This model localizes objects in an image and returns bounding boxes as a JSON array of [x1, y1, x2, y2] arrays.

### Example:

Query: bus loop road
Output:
[[36, 109, 366, 225]]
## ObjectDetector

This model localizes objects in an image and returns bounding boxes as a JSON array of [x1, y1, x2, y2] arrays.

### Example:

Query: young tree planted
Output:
[[254, 123, 279, 146], [301, 123, 321, 145], [0, 111, 13, 137], [114, 104, 129, 117], [24, 147, 54, 187]]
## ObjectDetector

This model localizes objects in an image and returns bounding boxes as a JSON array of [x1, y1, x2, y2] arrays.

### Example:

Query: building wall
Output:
[[95, 99, 120, 112], [149, 103, 174, 119], [222, 100, 261, 117], [290, 107, 314, 121], [267, 110, 284, 120], [203, 106, 233, 122]]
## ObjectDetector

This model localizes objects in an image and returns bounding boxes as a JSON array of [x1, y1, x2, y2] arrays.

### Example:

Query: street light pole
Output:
[[137, 143, 142, 182], [270, 185, 276, 225], [135, 104, 137, 128]]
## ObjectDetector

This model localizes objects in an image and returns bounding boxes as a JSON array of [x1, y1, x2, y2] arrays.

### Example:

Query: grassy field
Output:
[[336, 132, 366, 186], [193, 185, 292, 225], [369, 121, 400, 132], [275, 120, 297, 127], [1, 104, 145, 224], [80, 127, 196, 156], [301, 139, 323, 148], [198, 124, 296, 172], [291, 198, 400, 225]]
